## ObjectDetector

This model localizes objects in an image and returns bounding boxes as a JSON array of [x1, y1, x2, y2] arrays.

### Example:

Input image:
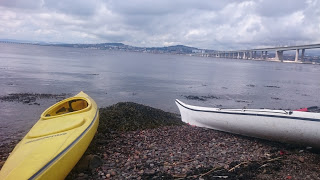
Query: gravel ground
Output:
[[1, 102, 320, 180], [65, 125, 320, 180]]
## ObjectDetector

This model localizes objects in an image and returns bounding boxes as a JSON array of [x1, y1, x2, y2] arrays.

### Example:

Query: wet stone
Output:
[[110, 170, 116, 176]]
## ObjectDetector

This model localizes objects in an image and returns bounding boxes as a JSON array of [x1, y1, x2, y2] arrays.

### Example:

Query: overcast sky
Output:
[[0, 0, 319, 50]]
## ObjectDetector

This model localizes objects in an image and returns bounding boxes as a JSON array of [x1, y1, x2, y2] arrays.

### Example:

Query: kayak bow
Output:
[[0, 91, 99, 180]]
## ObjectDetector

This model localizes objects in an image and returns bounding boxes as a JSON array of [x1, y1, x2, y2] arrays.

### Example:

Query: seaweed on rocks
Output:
[[98, 102, 183, 132], [0, 93, 68, 104], [307, 106, 320, 113], [246, 84, 255, 87], [271, 97, 281, 100], [184, 95, 206, 101], [183, 95, 220, 101], [264, 85, 280, 88], [85, 101, 184, 154]]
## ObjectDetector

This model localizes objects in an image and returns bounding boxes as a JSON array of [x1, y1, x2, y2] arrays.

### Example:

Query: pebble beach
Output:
[[68, 102, 320, 180], [69, 125, 320, 180], [1, 101, 320, 180]]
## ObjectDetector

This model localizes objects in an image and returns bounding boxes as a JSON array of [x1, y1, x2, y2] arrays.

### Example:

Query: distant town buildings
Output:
[[1, 40, 320, 63]]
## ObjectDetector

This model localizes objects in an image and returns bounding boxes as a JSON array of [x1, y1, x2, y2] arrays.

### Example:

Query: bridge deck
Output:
[[217, 43, 320, 53]]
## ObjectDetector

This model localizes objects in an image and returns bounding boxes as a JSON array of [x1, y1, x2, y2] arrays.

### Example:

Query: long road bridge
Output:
[[213, 44, 320, 62]]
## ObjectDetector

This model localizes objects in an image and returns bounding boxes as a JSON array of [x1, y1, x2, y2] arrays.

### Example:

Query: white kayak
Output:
[[175, 99, 320, 148]]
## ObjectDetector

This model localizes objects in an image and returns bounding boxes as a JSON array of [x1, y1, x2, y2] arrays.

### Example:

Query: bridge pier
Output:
[[249, 51, 253, 59], [275, 50, 283, 61], [295, 49, 299, 62], [301, 49, 305, 61], [260, 51, 267, 60], [253, 51, 257, 59], [264, 51, 268, 60]]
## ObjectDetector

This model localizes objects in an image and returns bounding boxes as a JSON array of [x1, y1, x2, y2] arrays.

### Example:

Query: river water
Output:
[[1, 43, 320, 142]]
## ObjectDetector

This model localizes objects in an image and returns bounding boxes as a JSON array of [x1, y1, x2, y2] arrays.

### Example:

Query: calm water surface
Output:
[[1, 43, 320, 142]]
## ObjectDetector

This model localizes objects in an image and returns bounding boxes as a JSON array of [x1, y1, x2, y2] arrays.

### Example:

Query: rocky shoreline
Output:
[[67, 102, 320, 180], [0, 93, 68, 105], [67, 125, 320, 180], [1, 102, 320, 179]]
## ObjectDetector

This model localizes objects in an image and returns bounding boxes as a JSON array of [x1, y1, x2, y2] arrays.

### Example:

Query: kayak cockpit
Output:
[[42, 98, 90, 119], [45, 99, 88, 117], [28, 98, 91, 138]]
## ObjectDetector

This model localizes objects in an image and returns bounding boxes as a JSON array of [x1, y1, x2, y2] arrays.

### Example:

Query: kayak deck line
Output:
[[175, 99, 320, 122], [28, 109, 99, 180], [25, 132, 67, 144], [214, 108, 291, 115]]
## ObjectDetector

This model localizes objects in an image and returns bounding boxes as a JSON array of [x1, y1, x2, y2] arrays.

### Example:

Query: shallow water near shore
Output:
[[1, 43, 320, 142]]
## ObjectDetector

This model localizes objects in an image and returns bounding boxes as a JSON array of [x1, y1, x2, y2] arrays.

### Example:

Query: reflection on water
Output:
[[1, 43, 320, 142]]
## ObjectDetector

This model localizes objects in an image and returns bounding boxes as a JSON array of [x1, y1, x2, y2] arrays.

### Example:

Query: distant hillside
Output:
[[53, 43, 211, 54], [146, 45, 201, 54], [0, 39, 214, 55], [0, 39, 63, 45]]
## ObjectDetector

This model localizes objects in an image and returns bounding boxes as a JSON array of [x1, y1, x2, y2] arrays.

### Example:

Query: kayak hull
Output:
[[0, 92, 99, 180], [175, 99, 320, 148]]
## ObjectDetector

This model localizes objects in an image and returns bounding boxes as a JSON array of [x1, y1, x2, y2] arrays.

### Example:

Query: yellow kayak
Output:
[[0, 91, 99, 180]]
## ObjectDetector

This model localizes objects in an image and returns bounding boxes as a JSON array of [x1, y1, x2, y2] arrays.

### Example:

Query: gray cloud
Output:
[[255, 0, 307, 17], [0, 0, 319, 50], [108, 0, 231, 15], [42, 0, 99, 17], [0, 0, 43, 9]]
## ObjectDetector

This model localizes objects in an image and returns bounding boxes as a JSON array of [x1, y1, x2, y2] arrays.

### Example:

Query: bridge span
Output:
[[213, 44, 320, 62]]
